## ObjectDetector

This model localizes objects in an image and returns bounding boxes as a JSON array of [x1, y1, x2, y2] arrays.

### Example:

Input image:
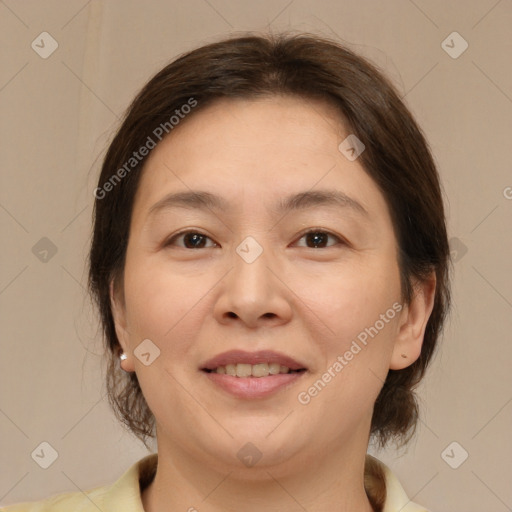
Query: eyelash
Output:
[[164, 228, 346, 249]]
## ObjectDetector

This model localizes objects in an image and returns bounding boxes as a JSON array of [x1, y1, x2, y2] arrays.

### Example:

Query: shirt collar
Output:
[[100, 453, 429, 512]]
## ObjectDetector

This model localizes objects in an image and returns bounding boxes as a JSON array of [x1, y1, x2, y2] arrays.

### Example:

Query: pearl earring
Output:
[[120, 353, 127, 361]]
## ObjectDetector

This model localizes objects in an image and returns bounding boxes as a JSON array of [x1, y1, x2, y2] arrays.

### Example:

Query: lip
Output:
[[200, 349, 307, 371], [203, 371, 306, 399], [200, 350, 308, 399]]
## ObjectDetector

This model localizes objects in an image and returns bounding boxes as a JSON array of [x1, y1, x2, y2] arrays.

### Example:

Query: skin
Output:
[[110, 95, 436, 512]]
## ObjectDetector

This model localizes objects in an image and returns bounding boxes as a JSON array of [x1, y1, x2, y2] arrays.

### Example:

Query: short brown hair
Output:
[[88, 32, 451, 448]]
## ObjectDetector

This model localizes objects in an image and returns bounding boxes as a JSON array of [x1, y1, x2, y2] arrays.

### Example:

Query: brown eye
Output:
[[296, 230, 344, 249], [165, 231, 217, 249]]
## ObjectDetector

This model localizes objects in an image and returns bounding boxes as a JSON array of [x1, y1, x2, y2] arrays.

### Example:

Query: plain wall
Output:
[[1, 1, 511, 510]]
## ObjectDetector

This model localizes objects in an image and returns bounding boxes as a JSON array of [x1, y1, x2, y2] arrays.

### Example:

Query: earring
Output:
[[120, 353, 127, 361]]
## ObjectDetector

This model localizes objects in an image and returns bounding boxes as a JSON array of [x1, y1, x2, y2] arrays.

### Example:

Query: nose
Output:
[[213, 243, 293, 329]]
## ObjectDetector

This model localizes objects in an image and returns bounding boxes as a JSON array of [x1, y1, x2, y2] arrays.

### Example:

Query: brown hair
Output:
[[88, 31, 451, 449]]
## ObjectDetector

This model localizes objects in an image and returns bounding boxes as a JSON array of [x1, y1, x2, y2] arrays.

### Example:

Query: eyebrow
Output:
[[147, 189, 369, 219]]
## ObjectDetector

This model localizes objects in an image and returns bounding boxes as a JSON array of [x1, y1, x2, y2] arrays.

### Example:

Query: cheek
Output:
[[121, 262, 212, 428], [300, 256, 401, 348], [296, 288, 400, 434], [122, 258, 211, 356]]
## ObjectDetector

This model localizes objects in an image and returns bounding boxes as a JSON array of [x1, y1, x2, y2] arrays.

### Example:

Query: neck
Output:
[[142, 431, 375, 512]]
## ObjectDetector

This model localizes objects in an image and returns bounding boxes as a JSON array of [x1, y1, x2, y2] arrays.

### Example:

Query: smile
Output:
[[203, 363, 305, 377]]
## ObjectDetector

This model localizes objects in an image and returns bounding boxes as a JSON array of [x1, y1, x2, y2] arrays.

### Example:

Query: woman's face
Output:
[[112, 96, 420, 474]]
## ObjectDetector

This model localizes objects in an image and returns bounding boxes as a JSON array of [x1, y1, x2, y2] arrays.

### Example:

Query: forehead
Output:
[[131, 96, 390, 226]]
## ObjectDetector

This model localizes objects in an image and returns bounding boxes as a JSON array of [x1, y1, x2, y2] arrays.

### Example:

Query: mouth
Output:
[[200, 349, 307, 376], [200, 350, 307, 398], [202, 363, 305, 377]]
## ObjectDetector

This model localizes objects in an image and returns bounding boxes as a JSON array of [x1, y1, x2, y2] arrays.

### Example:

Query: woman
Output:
[[5, 32, 450, 512]]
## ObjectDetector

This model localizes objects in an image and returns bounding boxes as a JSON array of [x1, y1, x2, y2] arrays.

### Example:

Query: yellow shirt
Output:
[[1, 454, 430, 512]]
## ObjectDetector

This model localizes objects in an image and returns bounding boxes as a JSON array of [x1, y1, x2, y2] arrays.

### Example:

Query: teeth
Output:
[[214, 363, 298, 377], [225, 364, 236, 376], [269, 363, 281, 375], [236, 363, 252, 378], [252, 363, 269, 377]]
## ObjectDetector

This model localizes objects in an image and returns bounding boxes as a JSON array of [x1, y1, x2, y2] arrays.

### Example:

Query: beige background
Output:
[[1, 0, 511, 510]]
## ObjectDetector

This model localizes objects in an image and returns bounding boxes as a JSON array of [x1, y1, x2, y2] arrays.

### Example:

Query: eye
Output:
[[164, 230, 218, 249], [294, 229, 345, 249], [164, 229, 345, 250]]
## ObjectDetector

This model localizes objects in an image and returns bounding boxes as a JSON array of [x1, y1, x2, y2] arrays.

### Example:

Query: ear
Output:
[[110, 279, 135, 372], [390, 272, 436, 370]]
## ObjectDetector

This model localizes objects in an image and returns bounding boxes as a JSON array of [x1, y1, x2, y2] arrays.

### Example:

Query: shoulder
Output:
[[1, 454, 158, 512], [365, 454, 433, 512], [1, 489, 98, 512]]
